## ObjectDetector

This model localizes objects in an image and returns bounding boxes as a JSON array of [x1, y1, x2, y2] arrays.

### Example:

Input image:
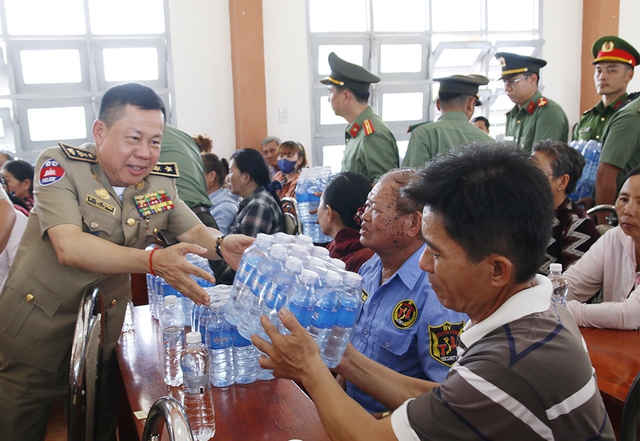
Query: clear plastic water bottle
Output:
[[226, 234, 273, 326], [180, 331, 215, 441], [206, 303, 234, 387], [260, 257, 304, 341], [238, 244, 287, 339], [160, 295, 185, 387], [281, 269, 318, 333], [232, 327, 257, 384], [548, 263, 568, 307], [322, 272, 363, 368], [296, 168, 310, 224], [308, 270, 342, 352]]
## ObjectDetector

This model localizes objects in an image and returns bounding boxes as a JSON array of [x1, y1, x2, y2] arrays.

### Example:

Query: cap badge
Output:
[[498, 57, 506, 67], [602, 41, 615, 53]]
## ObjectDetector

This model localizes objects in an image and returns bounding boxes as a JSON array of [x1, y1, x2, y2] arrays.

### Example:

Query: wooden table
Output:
[[580, 327, 640, 436], [116, 305, 331, 441]]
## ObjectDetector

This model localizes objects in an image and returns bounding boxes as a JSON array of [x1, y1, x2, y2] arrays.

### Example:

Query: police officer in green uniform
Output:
[[573, 36, 639, 142], [0, 83, 250, 440], [321, 52, 398, 183], [160, 124, 219, 229], [497, 52, 569, 152], [594, 38, 640, 216], [402, 74, 493, 167]]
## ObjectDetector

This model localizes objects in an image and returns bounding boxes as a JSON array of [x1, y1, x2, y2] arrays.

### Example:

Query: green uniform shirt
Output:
[[505, 90, 569, 152], [160, 124, 212, 209], [341, 106, 399, 183], [600, 95, 640, 192], [572, 94, 628, 142], [402, 112, 493, 167], [0, 143, 200, 372]]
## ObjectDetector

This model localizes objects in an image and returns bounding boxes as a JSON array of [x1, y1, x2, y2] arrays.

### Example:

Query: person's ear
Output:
[[486, 254, 513, 289], [92, 119, 106, 146], [405, 211, 423, 237]]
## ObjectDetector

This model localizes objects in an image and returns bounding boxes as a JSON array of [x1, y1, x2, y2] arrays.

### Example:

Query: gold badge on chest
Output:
[[94, 188, 111, 200]]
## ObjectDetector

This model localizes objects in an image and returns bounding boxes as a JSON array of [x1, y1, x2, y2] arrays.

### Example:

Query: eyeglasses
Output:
[[503, 76, 528, 88]]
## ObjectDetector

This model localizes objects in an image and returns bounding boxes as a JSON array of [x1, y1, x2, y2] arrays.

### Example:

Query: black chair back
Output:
[[621, 371, 640, 441]]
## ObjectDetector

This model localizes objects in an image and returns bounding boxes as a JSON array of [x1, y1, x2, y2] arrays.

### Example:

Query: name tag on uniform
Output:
[[579, 127, 591, 133], [86, 195, 116, 215], [134, 190, 175, 217], [503, 135, 515, 142]]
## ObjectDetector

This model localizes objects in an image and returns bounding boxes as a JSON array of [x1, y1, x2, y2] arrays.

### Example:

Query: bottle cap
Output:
[[285, 257, 303, 273], [301, 269, 319, 284], [550, 263, 563, 273], [186, 331, 201, 344], [165, 295, 177, 305]]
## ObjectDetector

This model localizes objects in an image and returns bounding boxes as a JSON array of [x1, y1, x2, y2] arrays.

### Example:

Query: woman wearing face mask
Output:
[[272, 141, 308, 199]]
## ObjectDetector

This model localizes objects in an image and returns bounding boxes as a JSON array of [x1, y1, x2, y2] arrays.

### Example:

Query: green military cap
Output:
[[495, 52, 547, 78], [320, 52, 380, 93], [434, 74, 489, 105], [592, 36, 640, 67]]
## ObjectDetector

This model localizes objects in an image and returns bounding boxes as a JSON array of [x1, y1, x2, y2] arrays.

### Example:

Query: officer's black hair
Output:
[[402, 142, 554, 284], [335, 85, 370, 104], [98, 83, 166, 127]]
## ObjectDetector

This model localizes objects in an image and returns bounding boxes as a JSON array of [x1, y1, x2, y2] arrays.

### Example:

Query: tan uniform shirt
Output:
[[0, 143, 200, 373]]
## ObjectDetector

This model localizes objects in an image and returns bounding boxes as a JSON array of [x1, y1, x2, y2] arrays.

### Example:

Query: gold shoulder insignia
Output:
[[150, 162, 180, 178], [538, 97, 548, 107], [363, 119, 376, 136], [59, 142, 97, 163]]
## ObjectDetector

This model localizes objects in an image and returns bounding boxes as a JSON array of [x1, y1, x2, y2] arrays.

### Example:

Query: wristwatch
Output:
[[215, 235, 225, 258]]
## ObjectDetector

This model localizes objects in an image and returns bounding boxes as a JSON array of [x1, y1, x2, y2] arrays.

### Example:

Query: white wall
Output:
[[619, 0, 640, 93], [542, 0, 583, 128], [167, 0, 236, 160]]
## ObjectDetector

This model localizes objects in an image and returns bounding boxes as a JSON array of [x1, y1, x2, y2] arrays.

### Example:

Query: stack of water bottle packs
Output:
[[295, 165, 334, 243], [227, 232, 363, 369], [567, 139, 602, 202]]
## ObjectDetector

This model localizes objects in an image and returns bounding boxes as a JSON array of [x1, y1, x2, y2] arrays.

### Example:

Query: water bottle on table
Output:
[[548, 263, 568, 306], [232, 327, 257, 384], [160, 295, 185, 387], [206, 302, 234, 387], [181, 331, 215, 441]]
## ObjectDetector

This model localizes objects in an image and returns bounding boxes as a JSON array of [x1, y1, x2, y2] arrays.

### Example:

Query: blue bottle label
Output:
[[208, 329, 232, 349], [311, 306, 338, 329], [288, 302, 314, 328], [232, 327, 252, 347], [335, 306, 358, 327]]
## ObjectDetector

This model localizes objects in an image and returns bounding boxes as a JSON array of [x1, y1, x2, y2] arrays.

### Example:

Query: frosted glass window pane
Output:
[[490, 94, 514, 111], [318, 46, 363, 75], [28, 107, 87, 142], [103, 48, 159, 82], [309, 0, 367, 32], [323, 144, 346, 174], [89, 0, 165, 34], [320, 98, 347, 126], [0, 118, 5, 138], [435, 48, 482, 68], [372, 0, 426, 32], [432, 0, 481, 32], [21, 50, 82, 84], [397, 139, 409, 163], [5, 0, 85, 35], [380, 45, 422, 73], [382, 92, 423, 122], [488, 0, 536, 31]]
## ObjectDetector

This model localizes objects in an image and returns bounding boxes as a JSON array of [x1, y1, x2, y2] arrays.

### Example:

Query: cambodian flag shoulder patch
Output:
[[39, 159, 66, 186]]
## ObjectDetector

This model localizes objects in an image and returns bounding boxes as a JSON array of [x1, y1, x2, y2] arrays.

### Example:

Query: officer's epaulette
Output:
[[617, 91, 640, 112], [362, 119, 376, 136], [582, 106, 595, 115], [150, 162, 180, 178], [407, 121, 432, 133], [537, 97, 548, 108], [59, 142, 97, 163]]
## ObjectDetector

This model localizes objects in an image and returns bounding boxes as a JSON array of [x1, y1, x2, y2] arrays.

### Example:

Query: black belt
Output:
[[191, 205, 211, 215]]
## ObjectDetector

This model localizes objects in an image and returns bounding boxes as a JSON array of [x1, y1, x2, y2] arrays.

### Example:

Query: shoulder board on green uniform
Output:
[[362, 119, 377, 136], [618, 91, 640, 112], [407, 121, 433, 133], [582, 106, 595, 115], [59, 142, 97, 163], [150, 162, 180, 178], [537, 97, 548, 107]]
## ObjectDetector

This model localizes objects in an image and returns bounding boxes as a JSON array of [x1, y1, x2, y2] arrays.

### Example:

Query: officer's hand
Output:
[[251, 309, 325, 384], [220, 234, 255, 270], [308, 191, 323, 215], [152, 243, 215, 305]]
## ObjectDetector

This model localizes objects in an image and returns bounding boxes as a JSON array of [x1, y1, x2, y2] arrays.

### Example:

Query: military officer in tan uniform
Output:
[[0, 83, 250, 440], [322, 52, 399, 183], [573, 36, 639, 142], [497, 52, 569, 152]]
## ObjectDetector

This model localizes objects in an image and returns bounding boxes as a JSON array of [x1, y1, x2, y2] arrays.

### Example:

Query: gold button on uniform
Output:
[[517, 120, 521, 124], [135, 182, 144, 189], [600, 117, 606, 121], [126, 218, 135, 227], [110, 299, 117, 307], [26, 293, 34, 302], [596, 135, 600, 139], [153, 228, 158, 234]]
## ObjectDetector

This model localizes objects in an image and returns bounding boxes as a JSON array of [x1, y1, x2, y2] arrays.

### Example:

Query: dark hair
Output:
[[277, 141, 308, 170], [323, 172, 371, 229], [98, 83, 166, 127], [438, 93, 473, 109], [472, 116, 490, 129], [334, 85, 370, 104], [402, 142, 553, 284], [193, 134, 213, 153], [532, 140, 586, 195], [229, 148, 271, 187], [2, 159, 34, 195], [624, 166, 640, 181], [201, 152, 229, 187]]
